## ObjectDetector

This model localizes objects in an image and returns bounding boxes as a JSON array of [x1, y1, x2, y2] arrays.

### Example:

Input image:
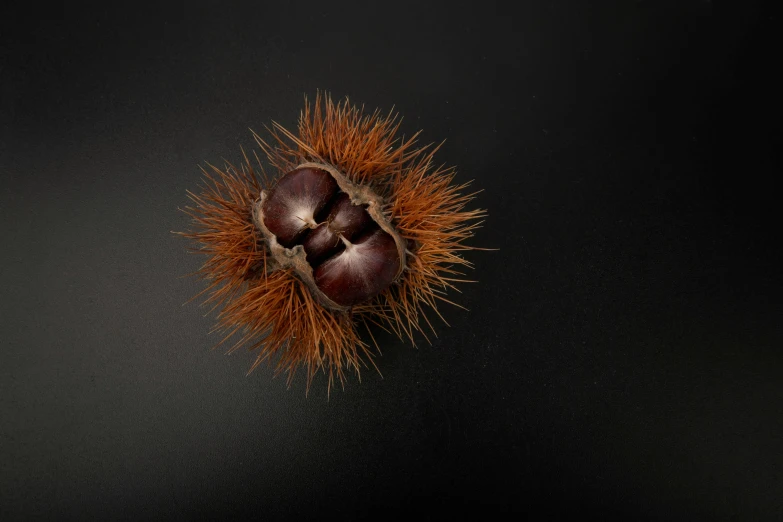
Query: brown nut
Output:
[[313, 228, 400, 307], [326, 193, 374, 239], [302, 222, 342, 266], [261, 167, 338, 247], [302, 193, 376, 265]]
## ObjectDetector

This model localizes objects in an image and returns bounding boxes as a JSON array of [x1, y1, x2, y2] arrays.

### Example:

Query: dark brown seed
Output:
[[326, 193, 375, 240], [262, 167, 338, 247], [302, 223, 341, 266], [303, 194, 376, 265], [313, 228, 400, 307]]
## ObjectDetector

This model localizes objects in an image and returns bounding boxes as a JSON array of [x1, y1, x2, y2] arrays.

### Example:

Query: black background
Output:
[[1, 1, 780, 520]]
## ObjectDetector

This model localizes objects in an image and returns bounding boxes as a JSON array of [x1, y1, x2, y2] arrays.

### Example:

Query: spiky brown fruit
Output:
[[177, 92, 487, 392]]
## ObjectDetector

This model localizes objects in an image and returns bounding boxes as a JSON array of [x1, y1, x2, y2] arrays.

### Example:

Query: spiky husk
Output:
[[178, 93, 485, 392]]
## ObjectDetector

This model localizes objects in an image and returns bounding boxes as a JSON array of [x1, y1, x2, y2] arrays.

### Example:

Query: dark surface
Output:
[[1, 1, 780, 520]]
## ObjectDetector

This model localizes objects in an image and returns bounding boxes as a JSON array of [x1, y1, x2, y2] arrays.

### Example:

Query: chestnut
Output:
[[302, 193, 375, 265], [261, 167, 337, 247], [325, 193, 374, 240], [181, 92, 487, 390], [302, 222, 342, 265], [313, 228, 400, 307]]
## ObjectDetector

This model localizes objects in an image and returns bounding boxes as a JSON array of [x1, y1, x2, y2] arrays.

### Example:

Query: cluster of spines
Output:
[[179, 93, 485, 392]]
